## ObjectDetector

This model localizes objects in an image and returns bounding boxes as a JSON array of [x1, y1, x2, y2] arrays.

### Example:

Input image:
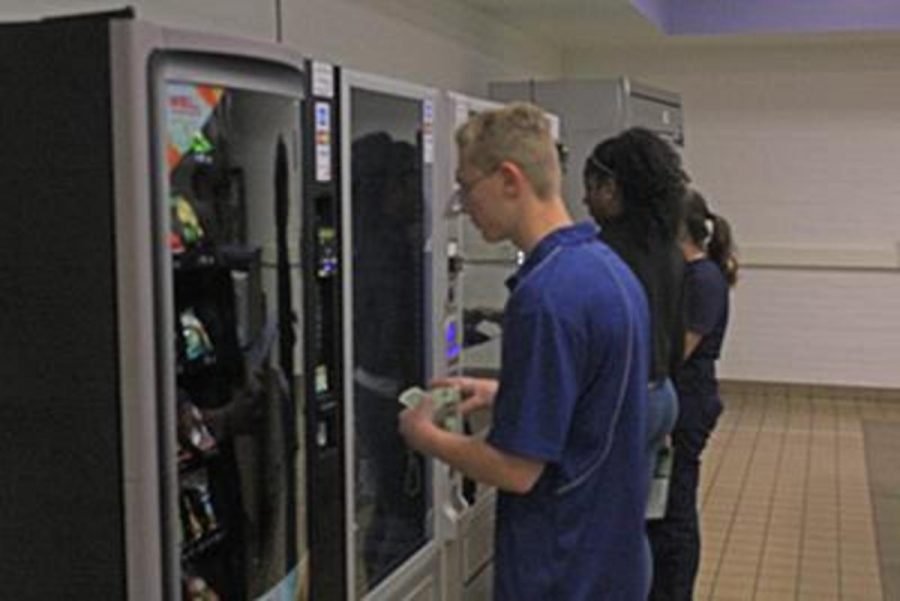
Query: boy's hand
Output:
[[399, 394, 438, 454], [429, 376, 498, 415]]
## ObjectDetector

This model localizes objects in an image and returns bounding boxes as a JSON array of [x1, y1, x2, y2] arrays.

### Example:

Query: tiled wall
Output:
[[565, 40, 900, 388], [721, 268, 900, 388]]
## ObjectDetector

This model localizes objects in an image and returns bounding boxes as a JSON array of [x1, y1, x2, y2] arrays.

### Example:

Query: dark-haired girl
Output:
[[583, 127, 687, 594], [647, 189, 738, 601]]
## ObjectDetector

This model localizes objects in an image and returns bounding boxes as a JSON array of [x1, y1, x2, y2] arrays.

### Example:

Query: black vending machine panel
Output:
[[0, 11, 132, 598], [302, 60, 348, 601]]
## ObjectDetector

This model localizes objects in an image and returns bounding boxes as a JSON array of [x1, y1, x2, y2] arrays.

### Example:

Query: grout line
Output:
[[831, 400, 843, 601], [858, 397, 889, 601], [696, 396, 749, 600], [700, 393, 890, 601], [793, 394, 815, 601], [700, 395, 746, 512], [707, 395, 770, 601], [750, 395, 790, 601]]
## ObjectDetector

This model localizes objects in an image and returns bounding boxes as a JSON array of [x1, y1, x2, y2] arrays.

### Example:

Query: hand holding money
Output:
[[398, 385, 462, 433]]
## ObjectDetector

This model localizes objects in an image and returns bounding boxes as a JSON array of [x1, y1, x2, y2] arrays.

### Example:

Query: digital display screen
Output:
[[445, 319, 460, 361]]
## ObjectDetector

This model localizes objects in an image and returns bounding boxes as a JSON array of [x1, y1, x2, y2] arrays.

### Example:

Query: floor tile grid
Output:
[[716, 396, 795, 601], [700, 395, 772, 600], [747, 397, 795, 601], [861, 407, 900, 601], [695, 392, 891, 601], [719, 394, 787, 601], [839, 398, 883, 600], [774, 395, 815, 601], [695, 394, 752, 599], [797, 398, 840, 600], [729, 395, 817, 600], [700, 395, 751, 509]]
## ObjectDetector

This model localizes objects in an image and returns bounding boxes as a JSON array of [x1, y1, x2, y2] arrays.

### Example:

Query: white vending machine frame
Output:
[[116, 20, 308, 600], [339, 69, 443, 601], [433, 91, 562, 601]]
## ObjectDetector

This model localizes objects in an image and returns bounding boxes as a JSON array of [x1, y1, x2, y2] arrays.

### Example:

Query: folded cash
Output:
[[398, 386, 462, 433], [398, 386, 427, 409], [432, 386, 461, 407], [398, 386, 460, 409]]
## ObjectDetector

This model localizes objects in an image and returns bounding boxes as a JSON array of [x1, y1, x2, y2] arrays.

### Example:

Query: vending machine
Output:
[[0, 11, 314, 600], [490, 77, 684, 223], [338, 69, 447, 601], [431, 91, 503, 601], [433, 92, 563, 601]]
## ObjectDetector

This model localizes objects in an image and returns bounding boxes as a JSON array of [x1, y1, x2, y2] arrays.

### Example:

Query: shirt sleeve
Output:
[[487, 300, 583, 463], [685, 264, 726, 336]]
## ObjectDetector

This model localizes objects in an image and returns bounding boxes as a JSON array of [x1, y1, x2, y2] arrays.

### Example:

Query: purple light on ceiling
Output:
[[630, 0, 670, 31], [630, 0, 900, 35]]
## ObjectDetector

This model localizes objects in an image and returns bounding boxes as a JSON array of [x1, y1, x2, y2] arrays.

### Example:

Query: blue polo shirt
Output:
[[487, 222, 650, 600]]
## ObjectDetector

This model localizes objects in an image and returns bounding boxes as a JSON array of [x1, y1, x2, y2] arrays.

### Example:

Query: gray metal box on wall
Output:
[[489, 78, 683, 223]]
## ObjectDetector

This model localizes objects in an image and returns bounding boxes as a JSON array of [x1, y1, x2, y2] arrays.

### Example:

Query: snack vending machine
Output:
[[1, 11, 311, 600], [339, 69, 447, 601]]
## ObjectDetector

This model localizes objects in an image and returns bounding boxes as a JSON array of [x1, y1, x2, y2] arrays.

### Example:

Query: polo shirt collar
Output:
[[506, 221, 599, 291]]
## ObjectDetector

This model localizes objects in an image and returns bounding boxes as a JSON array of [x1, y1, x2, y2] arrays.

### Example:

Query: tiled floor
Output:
[[695, 389, 900, 601]]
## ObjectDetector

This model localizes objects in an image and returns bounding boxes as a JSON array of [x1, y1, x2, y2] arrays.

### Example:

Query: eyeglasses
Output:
[[445, 169, 496, 217]]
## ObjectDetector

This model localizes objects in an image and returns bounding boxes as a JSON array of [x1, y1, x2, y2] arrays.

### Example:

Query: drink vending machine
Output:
[[293, 67, 483, 601], [432, 92, 506, 601], [337, 69, 450, 601], [433, 92, 563, 601]]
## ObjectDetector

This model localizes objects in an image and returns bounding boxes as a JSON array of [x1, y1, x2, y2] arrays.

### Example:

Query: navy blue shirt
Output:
[[675, 258, 730, 403], [487, 222, 651, 600]]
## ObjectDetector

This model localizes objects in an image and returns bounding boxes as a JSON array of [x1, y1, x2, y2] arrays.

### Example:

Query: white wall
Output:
[[0, 0, 278, 40], [282, 0, 562, 96], [3, 0, 562, 98], [566, 38, 900, 388]]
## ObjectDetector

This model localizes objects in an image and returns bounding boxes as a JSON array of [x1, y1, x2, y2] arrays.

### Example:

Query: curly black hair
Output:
[[584, 127, 688, 243]]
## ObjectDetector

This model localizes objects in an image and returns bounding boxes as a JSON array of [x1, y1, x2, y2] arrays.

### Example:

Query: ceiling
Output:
[[456, 0, 664, 48], [632, 0, 900, 36], [455, 0, 900, 50]]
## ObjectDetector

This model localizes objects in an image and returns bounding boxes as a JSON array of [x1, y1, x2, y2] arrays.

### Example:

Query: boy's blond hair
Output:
[[456, 102, 560, 199]]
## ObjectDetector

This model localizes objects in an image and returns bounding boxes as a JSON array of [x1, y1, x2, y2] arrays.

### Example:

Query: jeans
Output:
[[645, 378, 679, 488], [643, 378, 679, 599], [647, 394, 723, 601]]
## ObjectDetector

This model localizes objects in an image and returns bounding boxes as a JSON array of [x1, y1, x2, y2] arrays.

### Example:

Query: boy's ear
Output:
[[498, 161, 526, 197]]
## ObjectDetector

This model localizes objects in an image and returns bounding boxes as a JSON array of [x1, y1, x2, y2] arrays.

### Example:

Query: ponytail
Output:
[[682, 189, 738, 287], [707, 213, 738, 286]]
